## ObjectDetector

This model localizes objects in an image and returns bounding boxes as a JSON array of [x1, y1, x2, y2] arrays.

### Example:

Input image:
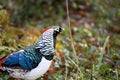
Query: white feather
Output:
[[9, 57, 52, 80]]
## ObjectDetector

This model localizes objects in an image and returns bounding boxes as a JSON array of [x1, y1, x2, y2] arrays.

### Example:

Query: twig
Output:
[[65, 0, 84, 80]]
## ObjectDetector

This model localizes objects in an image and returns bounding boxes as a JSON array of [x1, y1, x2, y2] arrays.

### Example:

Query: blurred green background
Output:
[[0, 0, 120, 80]]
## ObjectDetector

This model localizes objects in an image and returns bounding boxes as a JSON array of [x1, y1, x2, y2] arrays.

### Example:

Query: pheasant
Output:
[[0, 26, 62, 80]]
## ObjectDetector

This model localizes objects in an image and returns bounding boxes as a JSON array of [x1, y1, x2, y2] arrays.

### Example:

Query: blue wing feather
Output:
[[2, 51, 39, 70], [3, 52, 19, 66]]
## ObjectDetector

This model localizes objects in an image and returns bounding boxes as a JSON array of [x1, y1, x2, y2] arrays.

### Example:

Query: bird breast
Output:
[[9, 57, 52, 80]]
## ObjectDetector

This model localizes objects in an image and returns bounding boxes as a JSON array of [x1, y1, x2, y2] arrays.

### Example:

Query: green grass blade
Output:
[[98, 36, 110, 70]]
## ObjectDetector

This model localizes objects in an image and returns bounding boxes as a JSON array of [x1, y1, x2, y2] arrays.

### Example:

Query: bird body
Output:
[[5, 56, 52, 80], [0, 26, 62, 80]]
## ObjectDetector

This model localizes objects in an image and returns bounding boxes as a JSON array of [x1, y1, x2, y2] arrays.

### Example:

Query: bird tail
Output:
[[0, 56, 7, 70]]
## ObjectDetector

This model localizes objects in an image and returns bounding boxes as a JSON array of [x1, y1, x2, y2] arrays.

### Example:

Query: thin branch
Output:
[[65, 0, 83, 79]]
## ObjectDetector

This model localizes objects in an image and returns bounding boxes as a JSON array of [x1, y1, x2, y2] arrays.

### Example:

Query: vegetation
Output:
[[0, 0, 120, 80]]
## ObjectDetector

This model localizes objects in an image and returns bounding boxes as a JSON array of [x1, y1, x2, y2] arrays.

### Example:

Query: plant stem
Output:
[[65, 0, 79, 79]]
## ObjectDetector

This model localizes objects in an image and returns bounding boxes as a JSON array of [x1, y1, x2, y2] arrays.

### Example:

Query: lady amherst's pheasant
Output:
[[0, 26, 62, 80]]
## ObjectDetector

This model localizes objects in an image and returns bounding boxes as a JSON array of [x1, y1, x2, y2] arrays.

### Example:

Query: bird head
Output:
[[35, 26, 62, 60]]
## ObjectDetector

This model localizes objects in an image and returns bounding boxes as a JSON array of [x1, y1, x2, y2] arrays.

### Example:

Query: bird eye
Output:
[[55, 28, 59, 32], [54, 27, 62, 33], [57, 28, 59, 32]]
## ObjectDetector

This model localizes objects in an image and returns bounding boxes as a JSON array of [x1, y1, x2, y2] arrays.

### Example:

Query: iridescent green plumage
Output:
[[23, 45, 42, 68]]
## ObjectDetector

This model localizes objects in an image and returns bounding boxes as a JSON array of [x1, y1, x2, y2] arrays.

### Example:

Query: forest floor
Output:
[[0, 3, 120, 80]]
